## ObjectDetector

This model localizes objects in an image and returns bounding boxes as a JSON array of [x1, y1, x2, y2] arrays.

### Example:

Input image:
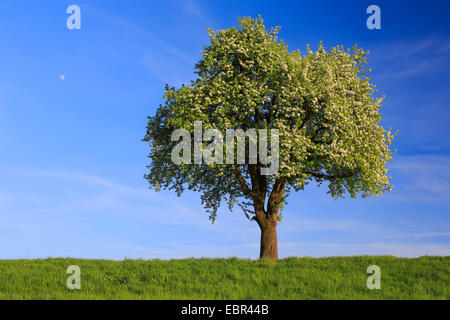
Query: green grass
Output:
[[0, 256, 448, 299]]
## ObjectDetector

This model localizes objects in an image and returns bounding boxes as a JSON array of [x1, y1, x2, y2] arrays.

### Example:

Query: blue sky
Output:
[[0, 0, 449, 259]]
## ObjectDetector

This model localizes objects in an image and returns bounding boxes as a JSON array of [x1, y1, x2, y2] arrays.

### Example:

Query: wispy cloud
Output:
[[370, 36, 450, 80], [2, 167, 449, 259], [171, 0, 211, 25], [0, 81, 16, 91], [29, 170, 151, 198], [384, 232, 450, 239], [65, 1, 199, 86], [176, 0, 203, 18], [52, 239, 450, 259], [0, 168, 258, 255], [387, 154, 450, 203], [87, 3, 196, 62], [280, 241, 450, 258], [279, 214, 388, 238]]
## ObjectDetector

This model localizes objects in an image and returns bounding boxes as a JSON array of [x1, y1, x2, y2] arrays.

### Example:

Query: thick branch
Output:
[[267, 178, 288, 217]]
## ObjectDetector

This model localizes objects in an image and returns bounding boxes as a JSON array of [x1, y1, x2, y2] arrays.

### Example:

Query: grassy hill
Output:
[[0, 256, 448, 299]]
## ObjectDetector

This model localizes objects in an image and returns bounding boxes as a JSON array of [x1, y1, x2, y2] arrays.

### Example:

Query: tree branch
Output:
[[267, 178, 288, 217], [303, 171, 353, 180], [233, 168, 254, 198], [299, 107, 313, 130]]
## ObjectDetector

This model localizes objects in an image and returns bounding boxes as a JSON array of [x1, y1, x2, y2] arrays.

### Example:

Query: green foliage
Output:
[[144, 16, 396, 222], [0, 256, 448, 299]]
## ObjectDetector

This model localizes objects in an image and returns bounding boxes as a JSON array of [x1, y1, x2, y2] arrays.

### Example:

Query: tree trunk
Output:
[[259, 219, 278, 260]]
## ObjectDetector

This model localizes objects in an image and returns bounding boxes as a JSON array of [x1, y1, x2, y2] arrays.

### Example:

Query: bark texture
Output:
[[259, 216, 278, 260]]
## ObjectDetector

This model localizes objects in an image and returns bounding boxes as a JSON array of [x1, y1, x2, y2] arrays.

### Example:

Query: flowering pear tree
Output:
[[144, 16, 395, 260]]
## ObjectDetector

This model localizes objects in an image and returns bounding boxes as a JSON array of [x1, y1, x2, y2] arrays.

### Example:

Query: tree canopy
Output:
[[144, 16, 395, 259]]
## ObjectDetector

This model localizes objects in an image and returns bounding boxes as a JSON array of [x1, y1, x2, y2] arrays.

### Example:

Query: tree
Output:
[[143, 16, 396, 260]]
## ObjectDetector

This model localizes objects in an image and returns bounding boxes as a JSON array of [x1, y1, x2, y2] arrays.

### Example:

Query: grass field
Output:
[[0, 256, 448, 299]]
